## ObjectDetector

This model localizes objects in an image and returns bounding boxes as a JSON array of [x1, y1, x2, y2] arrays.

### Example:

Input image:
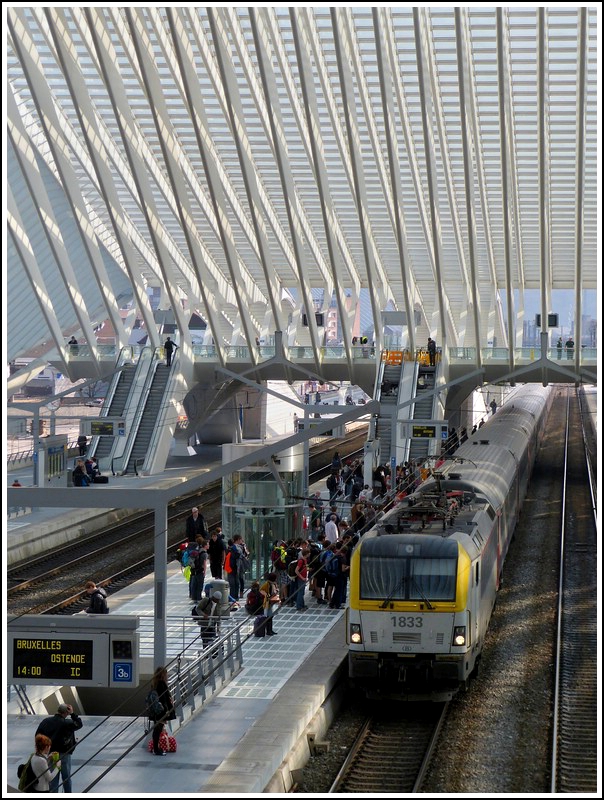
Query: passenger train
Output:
[[347, 384, 554, 700]]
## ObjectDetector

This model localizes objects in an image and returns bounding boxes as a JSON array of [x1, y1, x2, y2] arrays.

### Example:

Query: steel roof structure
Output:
[[6, 7, 598, 374]]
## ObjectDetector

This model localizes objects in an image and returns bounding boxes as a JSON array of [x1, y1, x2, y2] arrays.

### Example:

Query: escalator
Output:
[[92, 363, 136, 463], [124, 362, 172, 474]]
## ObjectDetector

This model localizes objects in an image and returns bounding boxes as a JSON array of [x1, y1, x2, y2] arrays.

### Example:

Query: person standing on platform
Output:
[[84, 581, 109, 614], [148, 666, 176, 756], [194, 592, 222, 647], [427, 337, 437, 366], [77, 434, 88, 456], [68, 336, 79, 356], [36, 703, 83, 792], [331, 451, 342, 473], [259, 572, 280, 635], [557, 337, 563, 359], [294, 546, 309, 610], [308, 502, 322, 541], [326, 471, 339, 502], [189, 537, 208, 602], [208, 529, 226, 578], [565, 337, 574, 359], [490, 398, 498, 415], [186, 506, 207, 540], [226, 534, 248, 599], [232, 534, 250, 599], [29, 734, 61, 793], [329, 545, 349, 610], [164, 336, 178, 366], [324, 514, 339, 546]]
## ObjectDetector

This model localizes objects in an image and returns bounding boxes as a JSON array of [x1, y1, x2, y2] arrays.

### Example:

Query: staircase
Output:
[[125, 363, 171, 474], [92, 364, 136, 462]]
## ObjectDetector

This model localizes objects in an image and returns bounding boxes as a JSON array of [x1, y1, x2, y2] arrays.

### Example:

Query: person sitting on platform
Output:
[[84, 456, 100, 480], [72, 459, 90, 487]]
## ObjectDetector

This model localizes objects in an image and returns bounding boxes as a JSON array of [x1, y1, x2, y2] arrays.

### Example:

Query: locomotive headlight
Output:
[[350, 624, 362, 644], [453, 626, 466, 646]]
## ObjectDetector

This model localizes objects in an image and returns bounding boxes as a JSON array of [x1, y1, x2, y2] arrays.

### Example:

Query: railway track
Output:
[[8, 432, 367, 616], [550, 390, 598, 792], [329, 703, 447, 793]]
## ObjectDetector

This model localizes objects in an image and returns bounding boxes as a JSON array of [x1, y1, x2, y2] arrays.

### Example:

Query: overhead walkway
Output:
[[51, 341, 597, 395]]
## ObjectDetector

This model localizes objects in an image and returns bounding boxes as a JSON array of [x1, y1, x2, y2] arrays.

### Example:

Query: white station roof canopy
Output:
[[6, 7, 598, 362]]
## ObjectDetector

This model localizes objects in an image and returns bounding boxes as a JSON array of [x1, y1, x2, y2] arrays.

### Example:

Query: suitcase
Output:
[[254, 614, 267, 638], [93, 475, 109, 484]]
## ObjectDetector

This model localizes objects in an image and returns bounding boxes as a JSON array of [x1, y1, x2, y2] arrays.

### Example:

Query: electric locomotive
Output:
[[347, 385, 553, 700]]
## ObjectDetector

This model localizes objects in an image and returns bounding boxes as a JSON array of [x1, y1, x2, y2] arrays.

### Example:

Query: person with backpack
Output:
[[271, 541, 290, 602], [189, 537, 208, 602], [193, 591, 222, 647], [259, 572, 280, 635], [35, 703, 82, 792], [320, 544, 338, 606], [181, 540, 200, 598], [84, 581, 109, 614], [174, 539, 189, 566], [245, 581, 264, 616], [29, 734, 61, 792]]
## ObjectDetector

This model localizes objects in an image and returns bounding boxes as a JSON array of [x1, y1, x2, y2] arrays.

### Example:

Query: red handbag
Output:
[[147, 732, 177, 753]]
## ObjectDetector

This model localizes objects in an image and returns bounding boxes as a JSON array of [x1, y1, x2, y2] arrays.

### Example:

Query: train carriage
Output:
[[347, 385, 553, 700]]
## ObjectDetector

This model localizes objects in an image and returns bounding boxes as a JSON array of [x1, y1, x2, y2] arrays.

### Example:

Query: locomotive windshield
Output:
[[360, 555, 457, 602]]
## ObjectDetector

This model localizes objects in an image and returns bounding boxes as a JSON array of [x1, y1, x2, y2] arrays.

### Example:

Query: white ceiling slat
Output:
[[6, 8, 596, 364]]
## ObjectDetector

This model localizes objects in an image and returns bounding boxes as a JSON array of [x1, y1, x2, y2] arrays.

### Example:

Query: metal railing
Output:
[[7, 436, 82, 469]]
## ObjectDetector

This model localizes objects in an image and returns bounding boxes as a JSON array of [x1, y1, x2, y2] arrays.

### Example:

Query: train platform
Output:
[[6, 445, 225, 566], [6, 562, 349, 795]]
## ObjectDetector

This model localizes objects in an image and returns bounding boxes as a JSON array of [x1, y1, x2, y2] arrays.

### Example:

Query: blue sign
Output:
[[113, 662, 133, 683], [442, 429, 448, 439]]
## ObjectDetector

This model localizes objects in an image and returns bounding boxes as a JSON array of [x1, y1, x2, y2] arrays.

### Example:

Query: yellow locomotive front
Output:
[[347, 532, 476, 700]]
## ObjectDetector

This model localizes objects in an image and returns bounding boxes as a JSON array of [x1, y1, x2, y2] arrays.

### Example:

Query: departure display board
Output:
[[90, 420, 115, 436], [13, 638, 93, 681], [9, 616, 139, 687], [412, 425, 437, 439], [81, 418, 126, 437]]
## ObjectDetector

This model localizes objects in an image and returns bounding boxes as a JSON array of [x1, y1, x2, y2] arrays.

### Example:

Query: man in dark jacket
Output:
[[185, 506, 207, 540], [208, 528, 226, 578], [36, 703, 83, 792], [84, 581, 109, 614]]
